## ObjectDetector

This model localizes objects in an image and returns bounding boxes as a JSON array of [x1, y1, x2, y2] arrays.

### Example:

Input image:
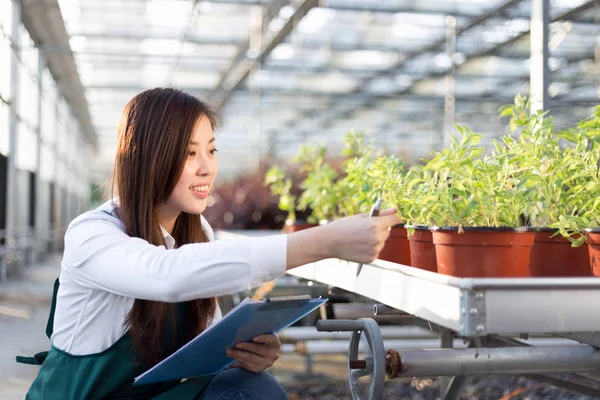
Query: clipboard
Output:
[[134, 295, 328, 385]]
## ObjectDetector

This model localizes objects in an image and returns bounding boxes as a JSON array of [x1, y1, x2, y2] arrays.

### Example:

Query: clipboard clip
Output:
[[263, 295, 312, 302]]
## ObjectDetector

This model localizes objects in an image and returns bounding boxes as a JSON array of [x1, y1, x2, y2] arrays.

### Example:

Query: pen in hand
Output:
[[356, 198, 382, 277]]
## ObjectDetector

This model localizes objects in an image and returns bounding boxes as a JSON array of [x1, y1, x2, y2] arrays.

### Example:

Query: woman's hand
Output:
[[322, 207, 401, 263], [286, 208, 402, 269], [226, 334, 281, 373]]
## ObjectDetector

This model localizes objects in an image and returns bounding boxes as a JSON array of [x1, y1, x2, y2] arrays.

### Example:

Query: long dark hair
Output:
[[113, 88, 218, 366]]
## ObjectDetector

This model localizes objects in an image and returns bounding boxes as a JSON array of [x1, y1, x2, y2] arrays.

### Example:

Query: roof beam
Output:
[[68, 0, 539, 19], [53, 32, 437, 52], [64, 31, 239, 44], [217, 90, 598, 107], [77, 81, 597, 105], [54, 51, 593, 78], [209, 0, 319, 112]]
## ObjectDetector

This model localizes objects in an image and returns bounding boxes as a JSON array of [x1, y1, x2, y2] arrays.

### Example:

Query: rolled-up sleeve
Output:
[[63, 212, 287, 302]]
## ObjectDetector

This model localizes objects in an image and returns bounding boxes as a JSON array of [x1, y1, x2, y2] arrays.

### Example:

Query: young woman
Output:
[[24, 88, 401, 399]]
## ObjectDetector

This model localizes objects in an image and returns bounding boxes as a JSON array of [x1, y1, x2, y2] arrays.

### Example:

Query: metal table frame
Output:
[[288, 259, 600, 337], [287, 259, 600, 399]]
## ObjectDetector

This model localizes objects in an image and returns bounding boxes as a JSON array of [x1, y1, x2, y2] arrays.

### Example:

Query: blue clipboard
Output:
[[134, 296, 327, 385]]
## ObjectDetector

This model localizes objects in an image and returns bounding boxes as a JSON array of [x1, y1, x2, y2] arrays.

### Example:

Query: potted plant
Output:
[[423, 126, 534, 277], [398, 165, 440, 272], [498, 95, 592, 276], [555, 105, 600, 276]]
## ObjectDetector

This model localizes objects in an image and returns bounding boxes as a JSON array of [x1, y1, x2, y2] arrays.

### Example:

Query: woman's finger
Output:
[[236, 341, 278, 358], [376, 213, 402, 229], [378, 207, 398, 216], [227, 348, 264, 365], [252, 334, 280, 345]]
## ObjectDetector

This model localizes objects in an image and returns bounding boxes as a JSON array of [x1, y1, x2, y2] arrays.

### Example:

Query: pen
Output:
[[356, 198, 382, 277]]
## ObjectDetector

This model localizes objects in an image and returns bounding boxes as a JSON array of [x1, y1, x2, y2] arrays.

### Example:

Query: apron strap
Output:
[[15, 351, 49, 365], [46, 277, 60, 339]]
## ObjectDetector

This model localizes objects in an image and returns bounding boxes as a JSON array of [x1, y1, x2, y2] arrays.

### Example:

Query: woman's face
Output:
[[162, 115, 218, 219]]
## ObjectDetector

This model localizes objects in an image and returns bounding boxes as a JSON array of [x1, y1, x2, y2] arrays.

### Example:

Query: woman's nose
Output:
[[196, 154, 213, 176]]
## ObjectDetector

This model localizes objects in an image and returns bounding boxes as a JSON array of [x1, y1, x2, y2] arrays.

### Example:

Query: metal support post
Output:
[[52, 86, 61, 253], [443, 15, 457, 150], [65, 123, 72, 225], [304, 353, 313, 377], [443, 376, 469, 400], [438, 328, 454, 397], [4, 0, 22, 282], [33, 50, 45, 264], [530, 0, 550, 113], [248, 5, 263, 172]]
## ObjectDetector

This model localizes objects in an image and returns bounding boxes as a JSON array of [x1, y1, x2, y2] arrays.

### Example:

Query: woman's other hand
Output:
[[226, 334, 281, 373]]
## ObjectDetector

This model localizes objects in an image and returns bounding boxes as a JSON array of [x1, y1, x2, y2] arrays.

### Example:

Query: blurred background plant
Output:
[[204, 164, 288, 230]]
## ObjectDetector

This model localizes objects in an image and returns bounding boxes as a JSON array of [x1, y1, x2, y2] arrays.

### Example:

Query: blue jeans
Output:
[[198, 368, 288, 400]]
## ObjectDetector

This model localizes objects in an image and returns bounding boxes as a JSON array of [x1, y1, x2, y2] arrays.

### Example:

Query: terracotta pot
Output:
[[378, 224, 411, 266], [407, 225, 437, 272], [282, 219, 318, 233], [585, 229, 600, 276], [529, 228, 590, 277], [432, 227, 534, 278]]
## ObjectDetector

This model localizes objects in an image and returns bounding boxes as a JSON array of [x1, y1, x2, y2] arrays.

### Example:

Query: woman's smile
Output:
[[190, 184, 210, 199]]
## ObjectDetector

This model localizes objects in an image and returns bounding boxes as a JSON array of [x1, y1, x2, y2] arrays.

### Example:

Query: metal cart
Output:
[[287, 259, 600, 400]]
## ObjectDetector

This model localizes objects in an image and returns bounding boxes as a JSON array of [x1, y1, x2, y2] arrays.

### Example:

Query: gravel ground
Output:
[[282, 376, 598, 400]]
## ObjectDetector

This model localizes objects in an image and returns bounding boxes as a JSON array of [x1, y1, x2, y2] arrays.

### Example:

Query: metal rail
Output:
[[391, 346, 600, 377], [287, 259, 600, 336]]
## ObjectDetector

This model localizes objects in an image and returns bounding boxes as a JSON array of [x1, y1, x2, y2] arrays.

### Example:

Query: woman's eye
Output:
[[210, 148, 218, 155], [188, 151, 196, 157]]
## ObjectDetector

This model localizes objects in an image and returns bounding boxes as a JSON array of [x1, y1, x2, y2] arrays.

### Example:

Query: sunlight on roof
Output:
[[271, 44, 296, 60], [139, 38, 181, 56], [146, 0, 190, 28], [297, 7, 336, 34], [57, 0, 80, 22]]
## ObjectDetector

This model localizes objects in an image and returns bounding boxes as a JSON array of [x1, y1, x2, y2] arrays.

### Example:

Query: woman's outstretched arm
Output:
[[63, 208, 401, 303]]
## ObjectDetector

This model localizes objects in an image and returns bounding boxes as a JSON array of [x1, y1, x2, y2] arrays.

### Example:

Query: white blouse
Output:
[[51, 200, 287, 355]]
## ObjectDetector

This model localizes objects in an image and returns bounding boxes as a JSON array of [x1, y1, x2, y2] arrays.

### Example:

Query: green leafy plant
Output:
[[497, 96, 600, 245], [421, 125, 529, 228], [334, 130, 381, 216], [263, 166, 298, 222], [552, 105, 600, 244], [295, 144, 340, 223], [393, 164, 442, 230], [294, 130, 388, 222], [340, 129, 375, 159]]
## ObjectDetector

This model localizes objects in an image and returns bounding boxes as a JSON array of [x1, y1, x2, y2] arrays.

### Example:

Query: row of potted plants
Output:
[[265, 95, 600, 278]]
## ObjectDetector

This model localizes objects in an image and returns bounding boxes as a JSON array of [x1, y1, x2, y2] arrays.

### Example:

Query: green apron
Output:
[[17, 278, 214, 399]]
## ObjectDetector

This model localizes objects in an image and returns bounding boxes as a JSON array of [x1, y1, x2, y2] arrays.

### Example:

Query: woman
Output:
[[24, 88, 401, 399]]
